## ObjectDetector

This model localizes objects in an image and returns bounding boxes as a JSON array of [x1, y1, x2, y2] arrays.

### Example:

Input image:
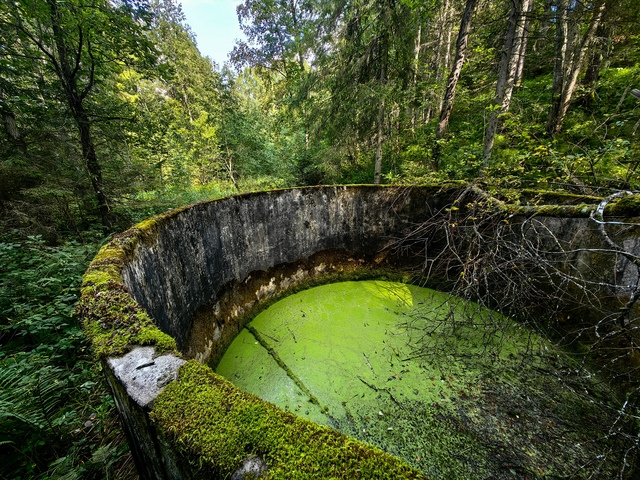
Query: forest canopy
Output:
[[0, 0, 638, 236]]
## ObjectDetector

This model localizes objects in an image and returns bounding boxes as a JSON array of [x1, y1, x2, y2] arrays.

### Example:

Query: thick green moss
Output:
[[510, 203, 596, 217], [77, 281, 177, 358], [77, 208, 189, 358], [605, 193, 640, 216], [151, 361, 426, 479], [518, 189, 602, 206]]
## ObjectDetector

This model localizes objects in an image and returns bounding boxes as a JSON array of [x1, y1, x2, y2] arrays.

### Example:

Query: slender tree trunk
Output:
[[182, 85, 193, 122], [427, 0, 454, 123], [433, 0, 477, 169], [374, 28, 388, 185], [0, 86, 26, 152], [410, 21, 422, 133], [442, 2, 454, 73], [47, 0, 110, 226], [287, 0, 310, 158], [74, 102, 110, 225], [435, 0, 477, 141], [514, 0, 533, 87], [581, 24, 607, 109], [546, 0, 606, 136], [484, 0, 533, 160], [223, 135, 240, 191], [547, 0, 569, 134], [372, 0, 392, 184], [375, 98, 385, 184]]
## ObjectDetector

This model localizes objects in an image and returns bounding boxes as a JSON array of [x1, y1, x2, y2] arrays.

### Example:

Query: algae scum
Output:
[[216, 281, 627, 479]]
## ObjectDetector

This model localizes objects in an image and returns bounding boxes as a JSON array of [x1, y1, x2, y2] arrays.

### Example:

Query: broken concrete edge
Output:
[[108, 346, 186, 410]]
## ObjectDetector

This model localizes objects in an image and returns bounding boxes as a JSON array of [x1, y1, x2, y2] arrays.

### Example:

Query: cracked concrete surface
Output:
[[108, 346, 185, 409]]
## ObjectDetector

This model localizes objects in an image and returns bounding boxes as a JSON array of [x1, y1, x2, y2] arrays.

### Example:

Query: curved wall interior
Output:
[[78, 186, 640, 480], [120, 186, 447, 364]]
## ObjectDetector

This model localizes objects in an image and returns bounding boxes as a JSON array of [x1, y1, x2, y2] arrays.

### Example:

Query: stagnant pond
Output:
[[216, 281, 628, 479]]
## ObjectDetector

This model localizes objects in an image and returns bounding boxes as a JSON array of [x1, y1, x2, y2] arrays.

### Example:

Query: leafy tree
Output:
[[118, 0, 229, 191], [231, 0, 318, 184], [307, 0, 418, 182], [1, 0, 157, 226]]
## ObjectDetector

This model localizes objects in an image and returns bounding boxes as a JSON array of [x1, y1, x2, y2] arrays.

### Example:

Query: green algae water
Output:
[[216, 281, 627, 479]]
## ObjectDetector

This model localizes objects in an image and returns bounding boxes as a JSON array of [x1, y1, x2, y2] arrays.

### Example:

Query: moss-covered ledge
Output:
[[78, 281, 177, 358], [460, 184, 640, 218], [151, 361, 425, 479], [77, 201, 199, 358]]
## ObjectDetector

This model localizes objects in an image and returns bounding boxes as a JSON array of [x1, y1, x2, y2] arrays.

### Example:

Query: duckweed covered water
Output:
[[216, 281, 628, 479]]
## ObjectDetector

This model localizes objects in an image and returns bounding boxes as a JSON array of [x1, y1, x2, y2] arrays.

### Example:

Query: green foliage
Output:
[[0, 235, 134, 479]]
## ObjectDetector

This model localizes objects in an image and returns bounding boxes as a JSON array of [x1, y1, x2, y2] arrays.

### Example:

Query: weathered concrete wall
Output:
[[120, 186, 448, 364], [78, 185, 639, 480], [81, 186, 457, 480]]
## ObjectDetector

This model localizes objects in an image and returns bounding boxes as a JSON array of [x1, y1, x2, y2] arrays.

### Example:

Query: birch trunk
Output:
[[484, 0, 533, 160], [514, 0, 533, 87], [546, 0, 606, 136], [410, 21, 422, 133]]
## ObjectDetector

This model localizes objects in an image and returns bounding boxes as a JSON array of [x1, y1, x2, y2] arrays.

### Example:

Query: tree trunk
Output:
[[437, 0, 455, 121], [581, 24, 608, 109], [0, 86, 26, 152], [514, 0, 533, 87], [435, 0, 477, 141], [410, 21, 422, 133], [374, 2, 390, 185], [546, 0, 606, 136], [433, 0, 477, 169], [484, 0, 533, 160], [74, 102, 110, 225], [547, 0, 569, 135], [375, 97, 385, 184], [374, 37, 388, 184], [47, 0, 111, 226]]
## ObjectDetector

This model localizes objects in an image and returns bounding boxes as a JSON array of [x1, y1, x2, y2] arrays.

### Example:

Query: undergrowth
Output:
[[0, 235, 137, 480]]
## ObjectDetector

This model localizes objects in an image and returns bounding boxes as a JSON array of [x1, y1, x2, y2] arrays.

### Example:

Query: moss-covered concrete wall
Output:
[[119, 186, 449, 364], [78, 185, 639, 480], [80, 186, 457, 480]]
